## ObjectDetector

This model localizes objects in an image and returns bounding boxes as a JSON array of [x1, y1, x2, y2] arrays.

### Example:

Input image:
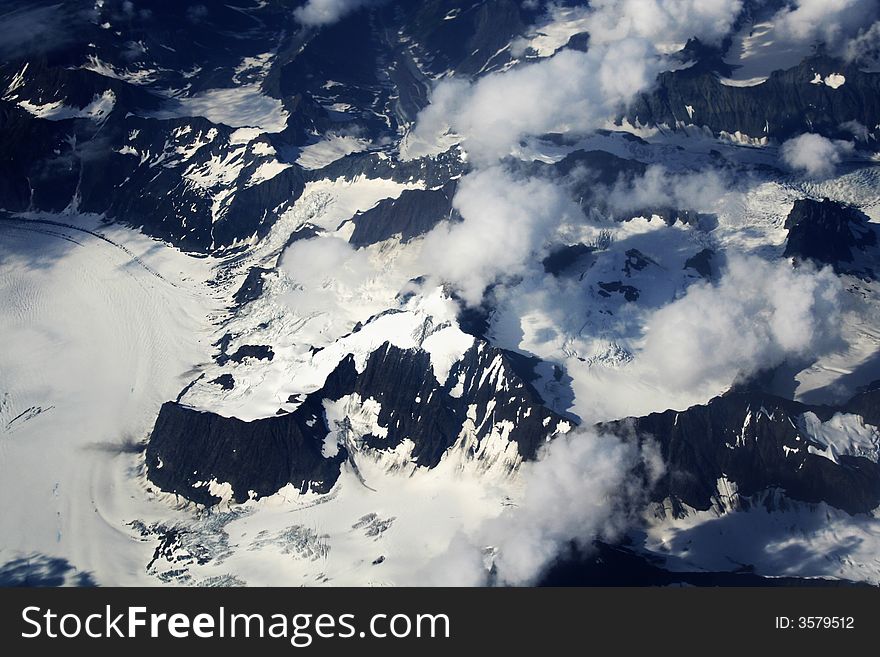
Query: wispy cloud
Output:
[[772, 0, 880, 59], [421, 427, 663, 586], [638, 254, 843, 392], [0, 3, 93, 59], [419, 166, 579, 306], [781, 133, 855, 179], [293, 0, 381, 27]]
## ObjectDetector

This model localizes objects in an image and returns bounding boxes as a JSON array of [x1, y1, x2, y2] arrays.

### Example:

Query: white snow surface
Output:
[[82, 54, 158, 86], [149, 85, 288, 134], [640, 487, 880, 584], [0, 210, 501, 586], [17, 90, 116, 122], [148, 54, 288, 134], [810, 72, 846, 89], [295, 135, 372, 170], [723, 20, 813, 84], [4, 94, 880, 585], [514, 6, 592, 58], [142, 444, 517, 586], [0, 214, 222, 584]]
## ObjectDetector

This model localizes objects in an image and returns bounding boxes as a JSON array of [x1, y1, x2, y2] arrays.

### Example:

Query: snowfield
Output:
[[3, 0, 880, 587], [3, 147, 880, 587], [5, 156, 880, 586], [0, 210, 515, 586], [0, 215, 221, 584], [641, 488, 880, 585]]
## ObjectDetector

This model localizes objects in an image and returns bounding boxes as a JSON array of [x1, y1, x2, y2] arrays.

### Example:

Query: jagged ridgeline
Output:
[[0, 0, 533, 252], [3, 3, 880, 253], [4, 0, 880, 587], [147, 340, 571, 506]]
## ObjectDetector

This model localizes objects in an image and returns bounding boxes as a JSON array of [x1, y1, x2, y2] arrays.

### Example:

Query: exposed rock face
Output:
[[601, 391, 880, 516], [625, 56, 880, 145], [534, 148, 647, 185], [149, 352, 880, 516], [146, 341, 570, 505], [0, 103, 73, 211], [276, 0, 536, 129], [146, 396, 347, 507], [75, 117, 309, 252], [0, 0, 525, 253], [232, 345, 274, 362], [684, 248, 714, 278], [349, 181, 458, 247], [313, 148, 467, 188], [844, 387, 880, 427], [3, 56, 161, 115], [542, 243, 595, 275], [323, 341, 568, 465], [209, 374, 235, 391], [233, 267, 272, 306], [522, 149, 647, 214], [597, 281, 639, 301], [783, 197, 877, 270]]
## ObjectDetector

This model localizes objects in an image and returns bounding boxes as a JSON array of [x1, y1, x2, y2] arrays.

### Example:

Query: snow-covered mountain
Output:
[[2, 0, 880, 587]]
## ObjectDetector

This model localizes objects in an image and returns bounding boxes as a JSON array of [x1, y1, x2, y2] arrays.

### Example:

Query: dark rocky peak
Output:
[[623, 248, 659, 276], [677, 37, 735, 77], [0, 103, 75, 211], [217, 345, 274, 366], [309, 147, 467, 188], [622, 207, 709, 228], [564, 32, 590, 53], [843, 386, 880, 427], [20, 0, 295, 96], [551, 149, 647, 183], [274, 0, 542, 142], [683, 248, 715, 279], [146, 338, 571, 506], [517, 149, 648, 217], [348, 181, 458, 247], [455, 298, 493, 339], [783, 197, 877, 270], [597, 281, 640, 302], [601, 391, 880, 517], [519, 149, 646, 196], [390, 0, 537, 76], [1, 56, 161, 115], [233, 267, 272, 306], [69, 114, 308, 252], [308, 340, 569, 466], [146, 396, 347, 507], [542, 243, 596, 276], [625, 54, 880, 146]]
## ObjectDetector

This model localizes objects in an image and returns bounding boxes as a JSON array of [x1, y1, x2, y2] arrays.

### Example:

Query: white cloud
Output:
[[418, 166, 579, 306], [605, 165, 734, 214], [280, 236, 375, 316], [485, 429, 660, 585], [409, 42, 662, 164], [843, 20, 880, 65], [584, 0, 742, 49], [772, 0, 879, 54], [408, 0, 745, 164], [293, 0, 379, 27], [780, 133, 855, 178], [639, 255, 843, 392], [421, 428, 663, 586], [406, 0, 748, 311]]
